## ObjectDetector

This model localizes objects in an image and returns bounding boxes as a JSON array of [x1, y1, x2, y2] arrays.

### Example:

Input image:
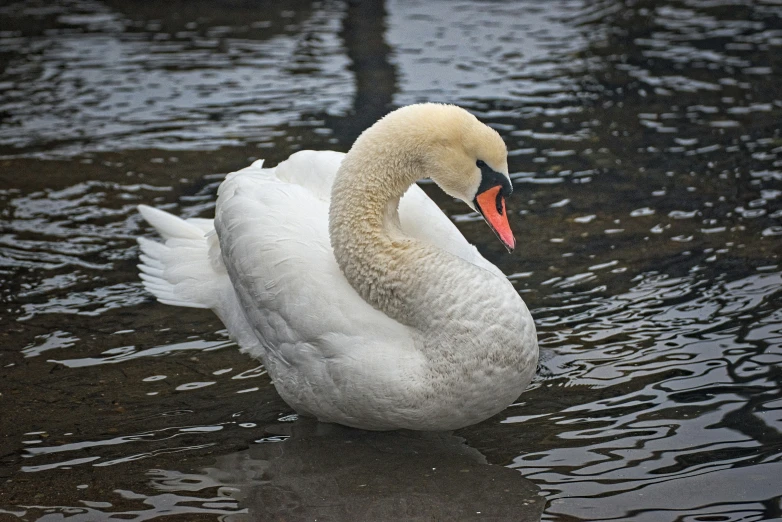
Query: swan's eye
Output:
[[476, 160, 487, 169]]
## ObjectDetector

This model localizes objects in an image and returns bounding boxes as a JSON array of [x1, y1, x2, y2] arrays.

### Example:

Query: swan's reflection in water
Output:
[[157, 420, 544, 521]]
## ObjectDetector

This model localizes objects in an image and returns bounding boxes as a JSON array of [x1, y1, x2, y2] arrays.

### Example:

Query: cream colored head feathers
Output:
[[350, 103, 510, 206]]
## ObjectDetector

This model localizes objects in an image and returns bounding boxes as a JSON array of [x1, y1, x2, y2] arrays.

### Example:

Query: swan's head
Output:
[[379, 104, 515, 251]]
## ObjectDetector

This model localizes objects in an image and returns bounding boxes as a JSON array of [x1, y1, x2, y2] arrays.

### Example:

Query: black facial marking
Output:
[[475, 159, 512, 200]]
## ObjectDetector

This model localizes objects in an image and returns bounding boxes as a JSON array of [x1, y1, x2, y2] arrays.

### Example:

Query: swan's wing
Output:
[[254, 149, 501, 275], [212, 149, 504, 360], [266, 149, 344, 202], [398, 185, 506, 277], [214, 155, 416, 369]]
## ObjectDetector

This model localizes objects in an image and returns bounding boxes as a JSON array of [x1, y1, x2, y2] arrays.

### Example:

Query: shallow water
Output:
[[1, 0, 781, 520]]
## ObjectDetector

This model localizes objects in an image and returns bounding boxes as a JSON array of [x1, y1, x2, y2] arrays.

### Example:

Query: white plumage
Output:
[[138, 104, 538, 431]]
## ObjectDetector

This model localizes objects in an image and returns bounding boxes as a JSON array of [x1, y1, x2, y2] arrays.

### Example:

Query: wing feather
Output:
[[214, 157, 412, 367]]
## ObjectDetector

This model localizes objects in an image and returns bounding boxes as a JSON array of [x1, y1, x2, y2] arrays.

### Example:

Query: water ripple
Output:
[[0, 2, 351, 155], [1, 1, 781, 520], [507, 269, 782, 520]]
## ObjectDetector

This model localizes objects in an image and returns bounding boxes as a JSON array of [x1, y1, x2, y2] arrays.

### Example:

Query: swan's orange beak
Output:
[[475, 185, 515, 253]]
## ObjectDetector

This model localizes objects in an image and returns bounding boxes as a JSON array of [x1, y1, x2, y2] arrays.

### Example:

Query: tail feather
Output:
[[138, 204, 204, 240], [137, 262, 164, 278], [136, 201, 264, 356], [136, 205, 226, 310]]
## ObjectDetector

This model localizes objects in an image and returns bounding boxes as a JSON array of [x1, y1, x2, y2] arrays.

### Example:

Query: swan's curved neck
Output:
[[329, 138, 438, 328]]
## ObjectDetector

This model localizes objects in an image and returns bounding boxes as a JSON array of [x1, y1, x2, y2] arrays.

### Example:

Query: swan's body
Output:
[[138, 104, 538, 431]]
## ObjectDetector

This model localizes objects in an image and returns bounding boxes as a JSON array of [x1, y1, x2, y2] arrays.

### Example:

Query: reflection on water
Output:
[[1, 0, 781, 520], [0, 0, 351, 155], [200, 422, 542, 521], [11, 422, 543, 521], [386, 0, 587, 106]]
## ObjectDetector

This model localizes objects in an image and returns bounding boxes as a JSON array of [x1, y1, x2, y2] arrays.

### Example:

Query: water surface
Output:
[[1, 0, 781, 520]]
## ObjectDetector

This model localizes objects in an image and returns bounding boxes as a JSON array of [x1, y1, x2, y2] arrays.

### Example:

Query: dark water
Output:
[[1, 0, 781, 520]]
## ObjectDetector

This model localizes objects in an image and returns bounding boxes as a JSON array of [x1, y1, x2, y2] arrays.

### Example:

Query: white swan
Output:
[[137, 104, 538, 431]]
